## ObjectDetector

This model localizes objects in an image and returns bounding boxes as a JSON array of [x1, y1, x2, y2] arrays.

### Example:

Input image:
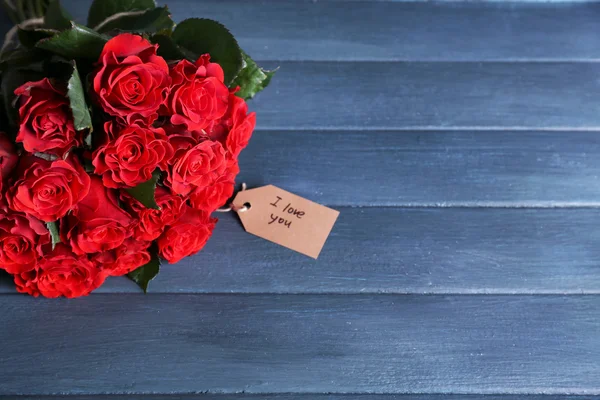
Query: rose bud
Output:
[[164, 54, 229, 132], [92, 238, 151, 277], [61, 176, 133, 254], [8, 155, 91, 222], [92, 124, 173, 188], [14, 78, 82, 156], [92, 33, 170, 124], [158, 206, 216, 264], [0, 210, 50, 274], [13, 244, 105, 298]]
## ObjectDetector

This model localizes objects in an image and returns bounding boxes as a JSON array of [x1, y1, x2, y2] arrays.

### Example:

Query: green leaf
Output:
[[231, 51, 277, 100], [84, 132, 92, 148], [45, 221, 60, 249], [66, 61, 92, 132], [33, 152, 58, 161], [87, 0, 156, 29], [125, 170, 160, 210], [17, 26, 55, 48], [171, 18, 243, 85], [0, 47, 45, 71], [44, 0, 72, 30], [82, 157, 94, 173], [151, 33, 192, 61], [128, 248, 160, 293], [95, 6, 174, 34], [36, 22, 108, 59]]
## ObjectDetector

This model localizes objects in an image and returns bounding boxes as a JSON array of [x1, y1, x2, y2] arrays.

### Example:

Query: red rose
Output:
[[0, 210, 49, 274], [166, 138, 227, 196], [62, 176, 133, 254], [226, 156, 240, 178], [14, 78, 82, 156], [92, 238, 151, 277], [121, 187, 184, 241], [207, 91, 256, 158], [13, 244, 105, 298], [92, 124, 173, 188], [189, 173, 234, 212], [8, 155, 90, 222], [158, 206, 216, 264], [165, 55, 229, 132], [13, 269, 40, 297], [92, 33, 170, 124], [0, 132, 18, 199], [225, 95, 256, 158]]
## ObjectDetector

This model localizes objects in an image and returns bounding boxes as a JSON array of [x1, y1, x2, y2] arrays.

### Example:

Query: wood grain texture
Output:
[[246, 62, 600, 130], [4, 396, 598, 400], [45, 1, 600, 61], [3, 13, 600, 131], [2, 207, 599, 295], [0, 1, 599, 398], [238, 130, 600, 207], [1, 295, 599, 395]]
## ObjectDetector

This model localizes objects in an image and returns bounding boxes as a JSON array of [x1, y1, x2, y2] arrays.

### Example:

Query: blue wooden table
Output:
[[1, 0, 600, 398]]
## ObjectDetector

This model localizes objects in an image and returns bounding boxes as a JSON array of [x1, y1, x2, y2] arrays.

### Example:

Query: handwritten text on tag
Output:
[[232, 185, 339, 259]]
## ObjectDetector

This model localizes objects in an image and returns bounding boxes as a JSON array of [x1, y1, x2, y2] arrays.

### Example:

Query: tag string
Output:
[[216, 183, 249, 213]]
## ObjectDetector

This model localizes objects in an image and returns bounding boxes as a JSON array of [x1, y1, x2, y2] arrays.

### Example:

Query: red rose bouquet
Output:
[[0, 0, 274, 297]]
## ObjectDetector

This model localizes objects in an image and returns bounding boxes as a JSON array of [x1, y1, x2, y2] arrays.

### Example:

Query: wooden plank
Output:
[[52, 1, 600, 61], [2, 20, 599, 129], [2, 207, 599, 294], [246, 62, 600, 130], [0, 295, 598, 395], [238, 130, 600, 207], [3, 396, 597, 400]]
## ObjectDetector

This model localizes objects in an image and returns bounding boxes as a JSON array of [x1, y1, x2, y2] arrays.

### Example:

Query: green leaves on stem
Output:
[[171, 18, 242, 85], [232, 51, 277, 100], [4, 0, 275, 99], [44, 0, 72, 30], [168, 18, 275, 97], [94, 7, 174, 34], [35, 23, 108, 59], [87, 0, 156, 29], [66, 61, 92, 132]]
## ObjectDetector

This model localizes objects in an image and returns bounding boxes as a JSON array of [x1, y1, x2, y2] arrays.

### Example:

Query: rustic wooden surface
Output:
[[1, 0, 600, 399]]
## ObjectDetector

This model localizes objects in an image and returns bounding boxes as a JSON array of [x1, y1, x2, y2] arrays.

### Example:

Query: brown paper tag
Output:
[[232, 185, 339, 259]]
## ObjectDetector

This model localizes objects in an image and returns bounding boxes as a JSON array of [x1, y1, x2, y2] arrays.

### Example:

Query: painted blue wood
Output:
[[36, 1, 600, 61], [2, 207, 600, 295], [3, 14, 600, 131], [237, 130, 600, 207], [3, 396, 598, 400], [247, 62, 600, 130], [0, 295, 598, 395], [1, 0, 599, 398]]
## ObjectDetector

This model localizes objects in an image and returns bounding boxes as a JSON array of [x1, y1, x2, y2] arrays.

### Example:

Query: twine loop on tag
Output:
[[216, 183, 250, 213]]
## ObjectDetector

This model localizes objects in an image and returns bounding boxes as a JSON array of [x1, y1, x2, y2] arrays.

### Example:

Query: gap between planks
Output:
[[1, 394, 599, 399], [1, 292, 598, 296], [252, 126, 600, 132]]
